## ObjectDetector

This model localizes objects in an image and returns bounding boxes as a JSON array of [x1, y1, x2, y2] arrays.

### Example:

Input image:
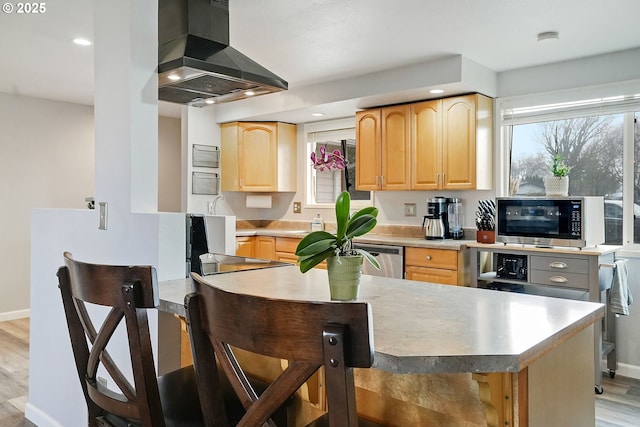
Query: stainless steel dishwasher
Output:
[[353, 243, 404, 279]]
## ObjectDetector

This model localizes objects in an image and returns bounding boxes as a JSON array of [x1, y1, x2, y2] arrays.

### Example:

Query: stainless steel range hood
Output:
[[158, 0, 288, 106]]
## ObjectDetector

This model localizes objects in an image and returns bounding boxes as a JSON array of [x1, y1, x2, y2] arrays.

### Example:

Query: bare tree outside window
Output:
[[510, 114, 625, 243]]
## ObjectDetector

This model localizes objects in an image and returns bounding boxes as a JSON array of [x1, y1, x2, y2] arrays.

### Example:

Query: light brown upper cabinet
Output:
[[412, 94, 493, 190], [355, 105, 411, 191], [221, 122, 297, 192]]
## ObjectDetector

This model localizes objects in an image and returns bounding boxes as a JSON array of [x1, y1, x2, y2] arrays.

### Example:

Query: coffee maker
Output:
[[423, 197, 449, 240], [422, 197, 464, 240]]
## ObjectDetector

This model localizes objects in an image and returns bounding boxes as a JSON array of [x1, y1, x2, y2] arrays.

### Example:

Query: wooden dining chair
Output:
[[57, 252, 255, 427], [186, 272, 384, 427]]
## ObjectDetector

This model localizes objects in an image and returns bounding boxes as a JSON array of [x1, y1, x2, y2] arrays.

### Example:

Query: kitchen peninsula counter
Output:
[[160, 266, 603, 426]]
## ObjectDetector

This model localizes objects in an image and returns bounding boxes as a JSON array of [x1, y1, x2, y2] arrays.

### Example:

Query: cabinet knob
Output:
[[549, 262, 568, 269], [425, 255, 432, 260], [549, 275, 568, 283]]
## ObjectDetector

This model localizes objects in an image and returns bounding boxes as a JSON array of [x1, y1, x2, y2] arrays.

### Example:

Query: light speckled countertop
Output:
[[159, 266, 603, 374], [236, 228, 473, 250]]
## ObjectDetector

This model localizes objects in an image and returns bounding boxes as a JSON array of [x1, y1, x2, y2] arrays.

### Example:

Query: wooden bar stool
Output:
[[186, 272, 384, 427], [58, 252, 263, 427]]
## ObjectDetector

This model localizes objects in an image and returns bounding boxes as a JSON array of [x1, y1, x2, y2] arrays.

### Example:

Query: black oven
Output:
[[496, 197, 604, 248]]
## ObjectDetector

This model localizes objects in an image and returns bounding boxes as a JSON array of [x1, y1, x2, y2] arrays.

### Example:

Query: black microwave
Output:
[[496, 197, 604, 248]]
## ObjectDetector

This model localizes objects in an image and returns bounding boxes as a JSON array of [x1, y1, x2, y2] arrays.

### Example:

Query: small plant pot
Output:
[[327, 255, 363, 301], [544, 176, 569, 197], [476, 230, 495, 244]]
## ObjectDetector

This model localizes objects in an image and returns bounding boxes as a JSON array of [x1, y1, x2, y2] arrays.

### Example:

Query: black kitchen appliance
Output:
[[186, 214, 289, 276], [496, 197, 604, 248], [199, 253, 289, 275], [186, 214, 209, 275], [496, 253, 528, 281], [423, 197, 450, 239]]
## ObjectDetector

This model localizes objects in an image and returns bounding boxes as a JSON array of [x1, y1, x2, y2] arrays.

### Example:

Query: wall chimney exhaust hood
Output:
[[158, 0, 288, 106]]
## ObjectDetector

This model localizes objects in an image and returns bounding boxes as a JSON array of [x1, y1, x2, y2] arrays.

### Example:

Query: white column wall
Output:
[[25, 0, 185, 426]]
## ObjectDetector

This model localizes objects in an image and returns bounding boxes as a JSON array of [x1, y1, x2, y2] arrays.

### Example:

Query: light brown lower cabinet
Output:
[[255, 235, 276, 260], [275, 237, 326, 269], [235, 236, 254, 258], [404, 246, 468, 286]]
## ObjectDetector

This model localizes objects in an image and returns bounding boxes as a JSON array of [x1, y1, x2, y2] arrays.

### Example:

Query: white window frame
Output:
[[496, 81, 640, 249], [303, 117, 371, 209]]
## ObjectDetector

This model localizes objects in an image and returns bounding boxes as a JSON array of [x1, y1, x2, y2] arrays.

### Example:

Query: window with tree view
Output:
[[509, 105, 639, 245]]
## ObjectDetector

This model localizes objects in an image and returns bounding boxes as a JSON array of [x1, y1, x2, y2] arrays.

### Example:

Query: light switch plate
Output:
[[293, 201, 302, 214], [98, 202, 108, 230], [404, 203, 416, 217]]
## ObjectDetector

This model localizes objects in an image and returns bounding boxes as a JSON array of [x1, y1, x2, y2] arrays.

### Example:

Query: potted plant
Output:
[[544, 153, 571, 196], [295, 191, 380, 300]]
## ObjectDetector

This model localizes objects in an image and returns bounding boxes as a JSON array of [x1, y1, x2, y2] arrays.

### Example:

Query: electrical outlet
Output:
[[293, 201, 302, 214], [404, 203, 417, 217]]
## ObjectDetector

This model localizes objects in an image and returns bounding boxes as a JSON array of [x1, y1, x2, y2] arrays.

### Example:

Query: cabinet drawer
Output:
[[530, 255, 588, 275], [275, 237, 301, 253], [405, 266, 458, 286], [405, 247, 457, 270], [529, 270, 589, 290], [275, 252, 299, 265]]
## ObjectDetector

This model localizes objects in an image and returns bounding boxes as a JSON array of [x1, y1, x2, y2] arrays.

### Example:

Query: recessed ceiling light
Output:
[[205, 99, 216, 104], [537, 31, 559, 43], [245, 90, 256, 96], [430, 89, 444, 94], [311, 112, 324, 117], [72, 38, 92, 46], [167, 74, 181, 81]]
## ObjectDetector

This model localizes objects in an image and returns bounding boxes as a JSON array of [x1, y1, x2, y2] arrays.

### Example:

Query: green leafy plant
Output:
[[550, 153, 571, 177], [295, 191, 380, 273]]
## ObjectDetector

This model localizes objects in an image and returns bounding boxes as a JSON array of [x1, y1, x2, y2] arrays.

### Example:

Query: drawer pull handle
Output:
[[549, 262, 568, 269], [550, 275, 568, 283], [425, 256, 432, 260]]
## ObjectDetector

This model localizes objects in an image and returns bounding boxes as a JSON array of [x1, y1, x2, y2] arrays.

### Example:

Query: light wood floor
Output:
[[1, 317, 639, 427]]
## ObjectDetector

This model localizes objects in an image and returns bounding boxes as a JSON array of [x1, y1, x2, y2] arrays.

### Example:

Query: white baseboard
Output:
[[603, 361, 640, 380], [24, 402, 64, 427], [0, 309, 30, 322]]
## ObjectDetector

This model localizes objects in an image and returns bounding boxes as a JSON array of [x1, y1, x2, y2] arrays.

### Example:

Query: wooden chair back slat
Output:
[[64, 251, 158, 309]]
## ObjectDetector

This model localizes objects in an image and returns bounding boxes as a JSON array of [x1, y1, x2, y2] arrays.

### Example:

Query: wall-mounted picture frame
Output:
[[192, 144, 220, 168], [192, 172, 219, 195]]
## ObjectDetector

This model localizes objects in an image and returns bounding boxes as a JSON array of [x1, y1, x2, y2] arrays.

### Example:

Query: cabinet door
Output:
[[239, 122, 277, 191], [411, 100, 442, 190], [356, 109, 381, 190], [255, 236, 276, 260], [381, 105, 411, 190], [236, 236, 254, 257], [442, 95, 476, 190], [220, 123, 240, 191]]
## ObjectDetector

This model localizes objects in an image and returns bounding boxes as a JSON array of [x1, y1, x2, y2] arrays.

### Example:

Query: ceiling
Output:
[[1, 0, 639, 122]]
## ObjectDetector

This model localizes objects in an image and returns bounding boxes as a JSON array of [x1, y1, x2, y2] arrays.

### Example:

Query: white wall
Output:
[[0, 93, 94, 318], [0, 91, 183, 319]]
